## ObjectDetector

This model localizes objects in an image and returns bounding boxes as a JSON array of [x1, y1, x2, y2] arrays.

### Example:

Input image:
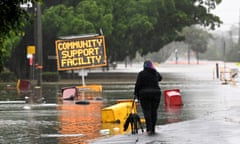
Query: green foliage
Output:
[[108, 0, 222, 61], [42, 0, 113, 36], [182, 26, 212, 62], [42, 72, 60, 82], [199, 41, 222, 60], [2, 0, 223, 75], [0, 71, 17, 82], [183, 26, 212, 53], [42, 0, 223, 64], [227, 45, 240, 62], [0, 0, 38, 72], [0, 0, 30, 36], [1, 31, 22, 68]]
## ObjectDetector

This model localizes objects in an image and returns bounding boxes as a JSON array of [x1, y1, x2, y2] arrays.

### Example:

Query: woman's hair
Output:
[[143, 60, 155, 69]]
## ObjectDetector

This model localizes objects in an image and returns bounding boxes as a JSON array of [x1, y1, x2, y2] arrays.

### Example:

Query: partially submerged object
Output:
[[101, 100, 136, 123], [164, 89, 183, 106], [62, 87, 77, 100], [61, 85, 103, 104]]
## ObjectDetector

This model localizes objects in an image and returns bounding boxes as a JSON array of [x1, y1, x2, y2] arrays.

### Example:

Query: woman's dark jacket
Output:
[[134, 68, 162, 100]]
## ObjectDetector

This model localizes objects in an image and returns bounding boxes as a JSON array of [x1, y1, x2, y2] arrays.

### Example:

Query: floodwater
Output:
[[0, 62, 238, 144]]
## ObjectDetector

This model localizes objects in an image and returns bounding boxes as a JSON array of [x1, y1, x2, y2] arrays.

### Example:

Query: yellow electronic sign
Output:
[[55, 36, 107, 71]]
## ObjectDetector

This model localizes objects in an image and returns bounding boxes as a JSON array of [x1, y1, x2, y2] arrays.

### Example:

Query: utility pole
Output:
[[187, 44, 190, 64], [223, 39, 227, 84], [238, 9, 240, 44], [34, 2, 43, 102]]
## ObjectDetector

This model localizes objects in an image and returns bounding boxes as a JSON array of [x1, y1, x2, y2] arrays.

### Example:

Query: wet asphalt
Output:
[[89, 61, 240, 144]]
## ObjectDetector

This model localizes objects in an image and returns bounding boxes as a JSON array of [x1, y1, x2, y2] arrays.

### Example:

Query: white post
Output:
[[81, 69, 86, 86]]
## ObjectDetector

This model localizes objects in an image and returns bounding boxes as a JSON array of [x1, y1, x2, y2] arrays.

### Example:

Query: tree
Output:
[[8, 0, 223, 76], [182, 26, 212, 63], [0, 0, 30, 36], [108, 0, 222, 61], [1, 31, 22, 70], [0, 0, 38, 72], [41, 0, 222, 63], [41, 0, 113, 71]]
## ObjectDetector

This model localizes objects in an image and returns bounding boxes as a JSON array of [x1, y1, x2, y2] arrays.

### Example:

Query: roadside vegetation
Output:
[[1, 0, 239, 81]]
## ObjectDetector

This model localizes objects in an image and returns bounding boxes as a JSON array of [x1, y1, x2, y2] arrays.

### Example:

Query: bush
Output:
[[0, 71, 16, 82], [42, 72, 60, 82]]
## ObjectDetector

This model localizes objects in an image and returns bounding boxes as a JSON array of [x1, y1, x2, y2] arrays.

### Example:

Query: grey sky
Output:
[[212, 0, 240, 31]]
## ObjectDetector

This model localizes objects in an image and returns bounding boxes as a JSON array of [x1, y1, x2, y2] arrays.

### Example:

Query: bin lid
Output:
[[166, 91, 180, 96]]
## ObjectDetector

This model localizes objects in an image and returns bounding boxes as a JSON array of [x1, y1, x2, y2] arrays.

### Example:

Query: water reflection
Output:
[[57, 101, 103, 144], [164, 105, 182, 123], [0, 78, 221, 144], [101, 122, 125, 135]]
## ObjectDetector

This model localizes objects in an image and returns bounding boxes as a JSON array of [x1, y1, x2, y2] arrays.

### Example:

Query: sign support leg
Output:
[[81, 69, 86, 86]]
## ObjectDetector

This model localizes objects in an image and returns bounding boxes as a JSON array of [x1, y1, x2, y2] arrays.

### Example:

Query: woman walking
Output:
[[134, 60, 162, 135]]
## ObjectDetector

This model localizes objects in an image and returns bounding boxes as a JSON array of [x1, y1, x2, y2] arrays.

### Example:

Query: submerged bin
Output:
[[164, 89, 183, 106]]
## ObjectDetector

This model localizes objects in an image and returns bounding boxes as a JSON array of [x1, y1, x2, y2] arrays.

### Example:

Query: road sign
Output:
[[27, 45, 36, 55], [55, 35, 107, 71]]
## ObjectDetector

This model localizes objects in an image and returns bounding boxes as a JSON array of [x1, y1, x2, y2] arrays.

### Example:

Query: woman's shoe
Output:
[[147, 131, 154, 136]]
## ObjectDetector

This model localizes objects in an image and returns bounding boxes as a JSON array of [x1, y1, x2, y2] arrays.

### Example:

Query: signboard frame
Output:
[[55, 35, 107, 71]]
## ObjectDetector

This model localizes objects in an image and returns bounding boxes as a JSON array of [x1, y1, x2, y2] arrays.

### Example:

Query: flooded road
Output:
[[90, 62, 240, 144], [0, 62, 239, 144]]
